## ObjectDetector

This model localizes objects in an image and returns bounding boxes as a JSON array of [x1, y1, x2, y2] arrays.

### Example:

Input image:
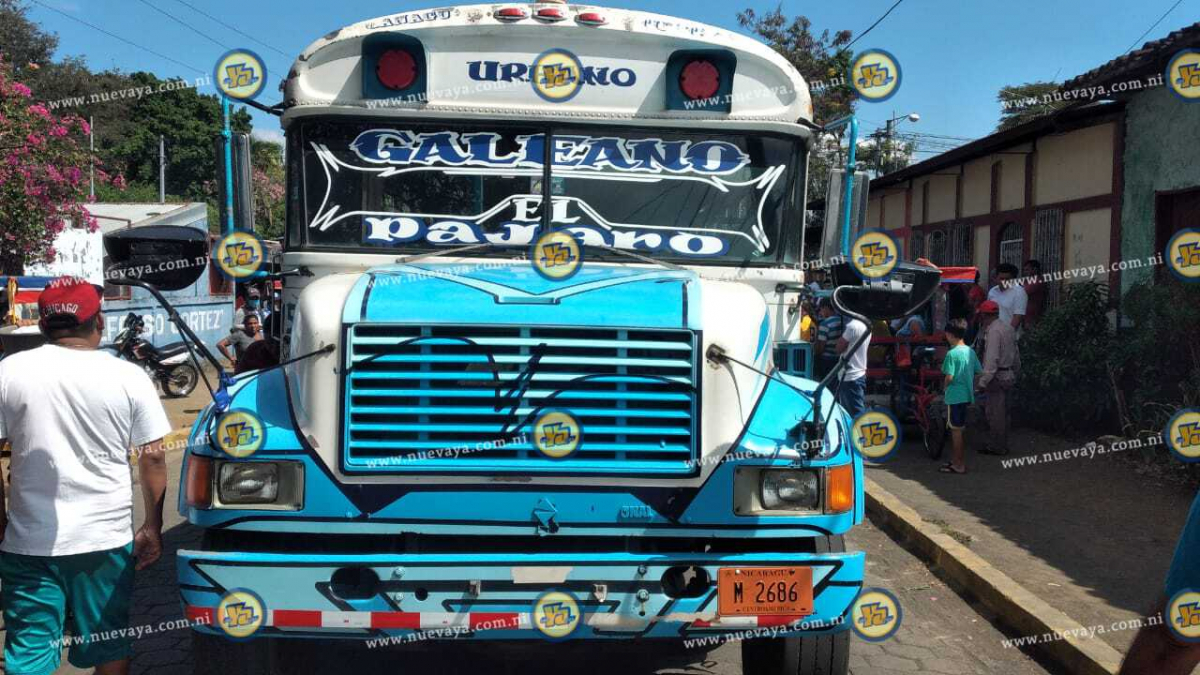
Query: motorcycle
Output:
[[109, 313, 200, 398]]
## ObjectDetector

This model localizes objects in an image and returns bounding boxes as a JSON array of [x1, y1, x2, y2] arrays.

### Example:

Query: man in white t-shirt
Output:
[[987, 263, 1028, 330], [836, 317, 872, 417], [0, 277, 171, 675]]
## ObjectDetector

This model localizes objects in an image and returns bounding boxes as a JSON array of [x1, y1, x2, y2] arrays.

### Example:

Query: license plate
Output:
[[717, 567, 814, 616]]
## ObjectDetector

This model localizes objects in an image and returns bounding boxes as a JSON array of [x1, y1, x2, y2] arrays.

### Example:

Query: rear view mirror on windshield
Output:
[[103, 225, 209, 291]]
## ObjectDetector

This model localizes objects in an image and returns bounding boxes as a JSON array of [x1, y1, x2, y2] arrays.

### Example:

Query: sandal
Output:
[[938, 464, 967, 474]]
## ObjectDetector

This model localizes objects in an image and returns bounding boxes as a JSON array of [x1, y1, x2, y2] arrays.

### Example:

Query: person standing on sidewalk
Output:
[[976, 300, 1020, 455], [939, 323, 981, 475], [1120, 491, 1200, 674], [987, 263, 1028, 332], [836, 316, 872, 418], [0, 277, 171, 675]]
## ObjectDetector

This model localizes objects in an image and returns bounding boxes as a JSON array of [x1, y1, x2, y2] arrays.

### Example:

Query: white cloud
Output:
[[252, 128, 286, 146]]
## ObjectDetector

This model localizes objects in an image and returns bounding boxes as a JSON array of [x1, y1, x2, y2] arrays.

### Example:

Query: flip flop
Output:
[[938, 465, 967, 474]]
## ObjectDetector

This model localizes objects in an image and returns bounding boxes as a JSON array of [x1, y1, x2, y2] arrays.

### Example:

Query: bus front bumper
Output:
[[178, 549, 863, 641]]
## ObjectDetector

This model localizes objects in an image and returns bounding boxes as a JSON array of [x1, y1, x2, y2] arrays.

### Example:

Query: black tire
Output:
[[739, 536, 850, 675], [163, 363, 199, 398], [192, 631, 273, 675], [925, 402, 948, 460]]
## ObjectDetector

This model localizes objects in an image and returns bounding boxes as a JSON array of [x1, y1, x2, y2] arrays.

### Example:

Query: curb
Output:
[[864, 477, 1124, 675]]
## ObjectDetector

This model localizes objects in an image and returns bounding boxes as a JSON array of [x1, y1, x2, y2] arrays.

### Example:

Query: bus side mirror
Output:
[[830, 261, 941, 321], [820, 168, 871, 263], [213, 132, 255, 233], [103, 225, 209, 291]]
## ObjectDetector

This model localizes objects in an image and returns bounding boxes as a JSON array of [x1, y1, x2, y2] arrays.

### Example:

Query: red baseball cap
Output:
[[977, 300, 1000, 315], [38, 276, 102, 333]]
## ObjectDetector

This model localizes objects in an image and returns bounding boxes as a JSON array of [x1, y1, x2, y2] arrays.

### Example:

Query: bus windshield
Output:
[[292, 120, 802, 263]]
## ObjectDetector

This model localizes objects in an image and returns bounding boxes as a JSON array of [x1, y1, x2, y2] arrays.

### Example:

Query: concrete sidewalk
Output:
[[866, 425, 1195, 660]]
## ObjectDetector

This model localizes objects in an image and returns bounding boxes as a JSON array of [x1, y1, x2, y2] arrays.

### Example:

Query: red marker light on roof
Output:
[[377, 49, 417, 90], [496, 7, 528, 21], [680, 59, 721, 101], [576, 12, 607, 26], [535, 7, 566, 21]]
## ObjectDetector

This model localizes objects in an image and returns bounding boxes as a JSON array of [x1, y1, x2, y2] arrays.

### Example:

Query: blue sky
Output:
[[29, 0, 1197, 151]]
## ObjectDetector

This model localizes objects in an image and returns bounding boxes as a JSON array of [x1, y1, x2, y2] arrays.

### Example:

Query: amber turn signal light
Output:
[[185, 455, 213, 509], [826, 464, 854, 514]]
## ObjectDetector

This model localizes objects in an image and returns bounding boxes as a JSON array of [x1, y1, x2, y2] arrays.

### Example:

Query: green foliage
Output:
[[251, 138, 285, 240], [1109, 281, 1200, 434], [101, 71, 252, 203], [1015, 283, 1113, 431], [0, 0, 56, 79], [738, 5, 857, 206], [996, 81, 1071, 132]]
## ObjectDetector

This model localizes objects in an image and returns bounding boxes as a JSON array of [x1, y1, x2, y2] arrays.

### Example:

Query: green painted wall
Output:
[[1120, 86, 1200, 296]]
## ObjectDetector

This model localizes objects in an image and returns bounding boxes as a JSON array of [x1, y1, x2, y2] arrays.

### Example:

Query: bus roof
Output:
[[282, 3, 813, 133]]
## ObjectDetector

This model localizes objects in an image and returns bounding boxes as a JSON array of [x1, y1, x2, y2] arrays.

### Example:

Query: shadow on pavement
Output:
[[865, 425, 1193, 652]]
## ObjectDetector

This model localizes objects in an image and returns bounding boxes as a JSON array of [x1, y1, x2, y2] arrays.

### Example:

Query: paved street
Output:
[[6, 440, 1057, 675]]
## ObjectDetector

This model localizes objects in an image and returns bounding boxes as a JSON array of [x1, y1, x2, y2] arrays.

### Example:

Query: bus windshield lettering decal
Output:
[[351, 130, 750, 176], [305, 127, 791, 259]]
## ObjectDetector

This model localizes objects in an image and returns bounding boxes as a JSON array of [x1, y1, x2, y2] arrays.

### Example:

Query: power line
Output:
[[169, 0, 293, 59], [1122, 0, 1186, 55], [29, 0, 205, 74], [845, 0, 907, 51], [133, 0, 231, 51]]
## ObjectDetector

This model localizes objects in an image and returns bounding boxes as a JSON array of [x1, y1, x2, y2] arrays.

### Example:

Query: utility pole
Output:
[[158, 135, 166, 203]]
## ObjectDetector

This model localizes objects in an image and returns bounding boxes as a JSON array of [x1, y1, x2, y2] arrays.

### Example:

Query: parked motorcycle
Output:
[[110, 313, 199, 398]]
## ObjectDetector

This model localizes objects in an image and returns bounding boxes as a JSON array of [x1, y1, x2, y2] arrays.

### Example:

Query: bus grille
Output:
[[342, 324, 700, 475]]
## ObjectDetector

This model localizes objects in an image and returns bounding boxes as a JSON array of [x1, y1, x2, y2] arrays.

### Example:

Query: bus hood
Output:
[[285, 261, 779, 487]]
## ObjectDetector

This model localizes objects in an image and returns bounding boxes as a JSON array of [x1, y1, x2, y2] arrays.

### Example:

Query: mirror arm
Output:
[[108, 277, 234, 410], [801, 285, 872, 457]]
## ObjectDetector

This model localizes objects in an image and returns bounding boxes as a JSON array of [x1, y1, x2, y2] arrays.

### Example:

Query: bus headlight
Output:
[[216, 461, 304, 509], [761, 470, 821, 511]]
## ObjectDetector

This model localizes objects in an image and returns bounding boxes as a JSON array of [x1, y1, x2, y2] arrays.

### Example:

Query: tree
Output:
[[101, 71, 252, 203], [996, 81, 1070, 132], [737, 6, 855, 123], [0, 56, 117, 274], [251, 138, 285, 239], [856, 135, 916, 177], [0, 0, 56, 80], [738, 5, 857, 216]]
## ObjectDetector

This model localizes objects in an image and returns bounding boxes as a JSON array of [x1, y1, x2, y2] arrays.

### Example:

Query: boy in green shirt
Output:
[[939, 323, 982, 474]]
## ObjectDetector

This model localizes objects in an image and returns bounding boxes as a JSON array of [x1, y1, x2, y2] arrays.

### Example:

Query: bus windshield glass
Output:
[[294, 120, 801, 263]]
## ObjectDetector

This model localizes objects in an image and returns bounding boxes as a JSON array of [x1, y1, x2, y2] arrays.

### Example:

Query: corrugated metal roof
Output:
[[1063, 21, 1200, 90], [84, 203, 207, 234]]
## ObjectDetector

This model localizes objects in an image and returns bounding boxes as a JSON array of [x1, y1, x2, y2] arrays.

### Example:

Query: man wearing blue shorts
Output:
[[0, 277, 170, 675], [1121, 491, 1200, 673]]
